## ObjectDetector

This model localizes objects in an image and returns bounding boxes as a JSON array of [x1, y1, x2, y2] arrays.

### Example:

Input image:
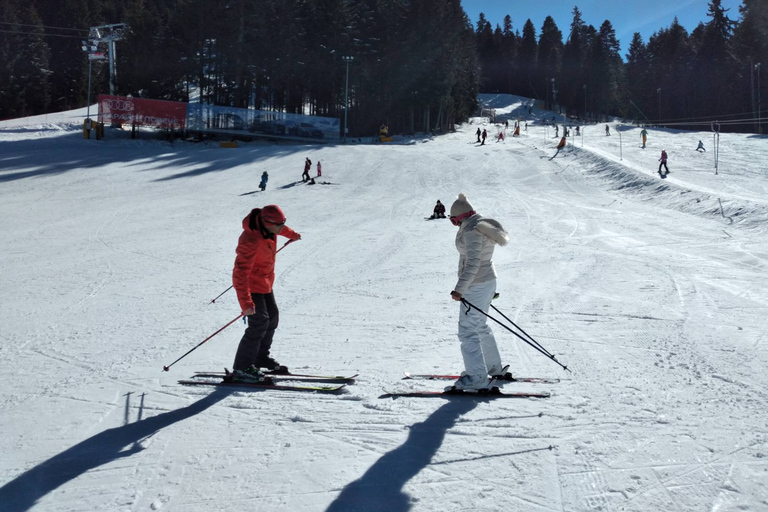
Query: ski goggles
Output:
[[263, 219, 285, 228], [449, 210, 475, 226]]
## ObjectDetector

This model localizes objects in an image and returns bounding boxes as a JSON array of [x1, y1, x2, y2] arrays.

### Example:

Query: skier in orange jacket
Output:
[[231, 205, 301, 381]]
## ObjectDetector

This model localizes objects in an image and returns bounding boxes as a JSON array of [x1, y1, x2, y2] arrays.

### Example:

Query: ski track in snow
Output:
[[1, 97, 767, 511]]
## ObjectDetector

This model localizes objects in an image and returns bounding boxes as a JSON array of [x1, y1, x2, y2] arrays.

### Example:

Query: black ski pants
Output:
[[232, 292, 279, 371], [658, 162, 669, 173]]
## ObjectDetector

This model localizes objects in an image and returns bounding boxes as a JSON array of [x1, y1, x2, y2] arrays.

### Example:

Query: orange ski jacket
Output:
[[232, 209, 300, 312]]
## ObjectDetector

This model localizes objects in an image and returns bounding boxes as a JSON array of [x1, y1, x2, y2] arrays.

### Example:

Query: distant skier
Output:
[[481, 129, 487, 145], [505, 120, 509, 129], [430, 200, 446, 219], [640, 128, 648, 148], [555, 124, 559, 138], [231, 205, 302, 382], [259, 171, 268, 191], [447, 193, 509, 391], [575, 126, 580, 136], [496, 130, 505, 142], [317, 161, 322, 177], [524, 122, 528, 132], [696, 140, 706, 152], [605, 124, 610, 136], [658, 150, 669, 176], [302, 158, 311, 182], [475, 127, 481, 143]]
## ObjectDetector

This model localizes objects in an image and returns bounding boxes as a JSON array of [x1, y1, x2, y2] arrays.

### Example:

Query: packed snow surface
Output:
[[1, 94, 767, 511]]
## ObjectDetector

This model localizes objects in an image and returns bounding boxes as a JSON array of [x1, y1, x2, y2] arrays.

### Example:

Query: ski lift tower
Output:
[[91, 23, 127, 96]]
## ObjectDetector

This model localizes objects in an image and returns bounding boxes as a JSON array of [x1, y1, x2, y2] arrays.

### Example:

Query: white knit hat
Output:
[[450, 193, 474, 217]]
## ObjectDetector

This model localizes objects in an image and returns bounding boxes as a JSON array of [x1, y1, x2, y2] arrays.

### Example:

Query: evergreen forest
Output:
[[0, 0, 766, 135]]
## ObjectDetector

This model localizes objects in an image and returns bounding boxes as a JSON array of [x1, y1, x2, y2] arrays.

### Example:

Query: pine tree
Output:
[[518, 19, 538, 99], [13, 4, 52, 116], [626, 32, 650, 122], [537, 16, 563, 110], [561, 7, 587, 118]]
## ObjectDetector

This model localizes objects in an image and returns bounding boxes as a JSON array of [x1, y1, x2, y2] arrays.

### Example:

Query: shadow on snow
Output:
[[0, 388, 231, 512], [325, 399, 479, 512], [0, 130, 306, 183]]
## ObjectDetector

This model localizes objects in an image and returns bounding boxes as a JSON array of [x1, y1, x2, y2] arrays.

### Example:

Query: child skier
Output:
[[317, 161, 322, 177], [658, 150, 669, 176], [696, 140, 706, 152], [641, 128, 648, 148], [259, 171, 268, 191]]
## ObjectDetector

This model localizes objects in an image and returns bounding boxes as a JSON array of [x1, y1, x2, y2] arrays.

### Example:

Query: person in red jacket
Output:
[[231, 205, 301, 382]]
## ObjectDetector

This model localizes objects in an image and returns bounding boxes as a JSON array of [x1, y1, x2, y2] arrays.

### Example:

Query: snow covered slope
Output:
[[1, 97, 767, 512]]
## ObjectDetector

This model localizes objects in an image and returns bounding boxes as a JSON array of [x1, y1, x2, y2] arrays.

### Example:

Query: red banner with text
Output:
[[98, 95, 187, 129]]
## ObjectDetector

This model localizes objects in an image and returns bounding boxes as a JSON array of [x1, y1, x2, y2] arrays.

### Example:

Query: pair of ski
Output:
[[179, 368, 554, 399], [382, 367, 555, 399], [178, 370, 356, 394]]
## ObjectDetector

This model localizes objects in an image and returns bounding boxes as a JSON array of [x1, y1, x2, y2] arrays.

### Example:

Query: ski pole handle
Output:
[[162, 314, 244, 372]]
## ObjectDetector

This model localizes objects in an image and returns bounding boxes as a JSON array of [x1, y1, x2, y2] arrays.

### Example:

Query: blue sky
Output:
[[460, 0, 743, 57]]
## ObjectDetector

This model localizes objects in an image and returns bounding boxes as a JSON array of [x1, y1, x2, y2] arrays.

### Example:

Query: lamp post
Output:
[[751, 60, 756, 133], [657, 88, 661, 125], [756, 63, 762, 135], [342, 55, 354, 142], [551, 78, 556, 110], [583, 84, 587, 122], [81, 35, 100, 121], [80, 31, 103, 138]]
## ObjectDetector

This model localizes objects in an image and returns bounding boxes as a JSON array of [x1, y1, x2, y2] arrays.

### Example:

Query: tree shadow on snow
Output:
[[325, 399, 478, 512], [0, 387, 231, 512], [0, 130, 300, 183]]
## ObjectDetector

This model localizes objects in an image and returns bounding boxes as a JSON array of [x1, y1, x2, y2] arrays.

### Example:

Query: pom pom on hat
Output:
[[450, 193, 474, 217]]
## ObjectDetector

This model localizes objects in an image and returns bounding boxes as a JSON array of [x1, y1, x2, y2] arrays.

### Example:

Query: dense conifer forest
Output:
[[1, 0, 765, 134]]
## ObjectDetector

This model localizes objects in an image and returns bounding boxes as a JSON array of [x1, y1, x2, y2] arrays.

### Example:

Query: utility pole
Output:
[[342, 56, 354, 142], [751, 59, 756, 133], [583, 84, 587, 122], [756, 63, 762, 135], [551, 78, 557, 110], [80, 29, 105, 137], [657, 88, 662, 126]]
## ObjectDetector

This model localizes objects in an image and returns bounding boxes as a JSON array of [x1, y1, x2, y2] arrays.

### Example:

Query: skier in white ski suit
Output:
[[448, 193, 509, 391]]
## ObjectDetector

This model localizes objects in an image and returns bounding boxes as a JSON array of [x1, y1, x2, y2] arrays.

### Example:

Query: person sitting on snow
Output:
[[430, 200, 446, 219]]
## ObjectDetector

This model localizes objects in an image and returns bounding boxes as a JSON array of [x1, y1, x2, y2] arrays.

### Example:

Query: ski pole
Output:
[[162, 314, 244, 372], [207, 239, 296, 304], [460, 298, 571, 372], [489, 304, 552, 357], [209, 286, 232, 305]]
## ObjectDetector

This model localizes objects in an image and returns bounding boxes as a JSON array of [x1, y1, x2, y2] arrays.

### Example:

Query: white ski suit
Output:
[[454, 214, 509, 378]]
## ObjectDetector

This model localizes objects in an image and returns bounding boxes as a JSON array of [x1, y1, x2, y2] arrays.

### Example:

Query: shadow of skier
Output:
[[0, 387, 231, 512], [325, 399, 478, 512]]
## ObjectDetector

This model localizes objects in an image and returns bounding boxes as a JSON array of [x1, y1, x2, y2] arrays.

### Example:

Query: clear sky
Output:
[[460, 0, 743, 57]]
